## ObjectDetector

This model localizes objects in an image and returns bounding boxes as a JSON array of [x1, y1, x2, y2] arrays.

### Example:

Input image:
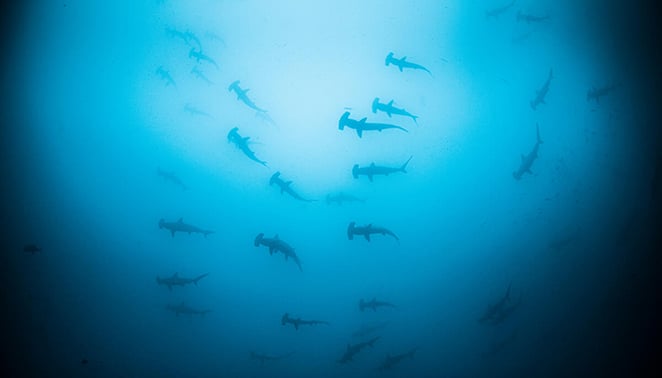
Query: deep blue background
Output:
[[1, 1, 660, 377]]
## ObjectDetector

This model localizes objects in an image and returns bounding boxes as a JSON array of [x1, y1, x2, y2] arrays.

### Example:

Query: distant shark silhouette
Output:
[[359, 298, 397, 311], [156, 66, 176, 87], [166, 302, 211, 317], [385, 52, 431, 75], [188, 47, 218, 69], [249, 351, 294, 366], [377, 347, 418, 371], [281, 313, 329, 330], [191, 66, 213, 85], [156, 272, 209, 291], [485, 0, 517, 18], [339, 111, 408, 138], [157, 167, 187, 190], [530, 69, 552, 110], [269, 172, 315, 202], [517, 10, 550, 23], [184, 103, 212, 118], [158, 218, 213, 237], [586, 83, 618, 103], [228, 80, 267, 113], [513, 123, 543, 180], [337, 336, 380, 363]]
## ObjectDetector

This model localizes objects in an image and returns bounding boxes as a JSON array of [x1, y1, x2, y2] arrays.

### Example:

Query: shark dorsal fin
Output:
[[178, 217, 183, 223], [388, 100, 394, 106], [173, 272, 179, 278], [402, 56, 407, 61], [359, 117, 367, 124], [367, 223, 372, 228], [243, 136, 250, 141], [275, 234, 279, 239], [370, 162, 375, 167]]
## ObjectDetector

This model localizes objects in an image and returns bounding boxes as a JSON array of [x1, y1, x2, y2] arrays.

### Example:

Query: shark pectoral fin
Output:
[[387, 111, 392, 117], [365, 234, 371, 242], [171, 230, 175, 237], [357, 129, 363, 138], [399, 66, 403, 72]]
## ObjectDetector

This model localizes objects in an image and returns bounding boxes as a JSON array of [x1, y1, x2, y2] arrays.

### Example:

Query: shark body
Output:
[[227, 127, 267, 166], [339, 111, 408, 138], [254, 233, 303, 271], [158, 218, 213, 237], [156, 272, 209, 291], [347, 222, 399, 242]]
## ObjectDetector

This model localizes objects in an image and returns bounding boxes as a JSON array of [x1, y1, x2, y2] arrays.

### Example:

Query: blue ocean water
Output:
[[2, 1, 661, 377]]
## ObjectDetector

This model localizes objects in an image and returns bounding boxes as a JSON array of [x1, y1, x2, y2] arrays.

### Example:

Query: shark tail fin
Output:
[[401, 156, 413, 172], [194, 273, 209, 285]]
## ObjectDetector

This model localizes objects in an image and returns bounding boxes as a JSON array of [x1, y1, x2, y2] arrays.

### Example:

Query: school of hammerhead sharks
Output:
[[105, 0, 617, 373]]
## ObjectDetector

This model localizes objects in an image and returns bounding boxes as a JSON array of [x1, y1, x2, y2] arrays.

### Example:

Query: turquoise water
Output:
[[3, 1, 660, 377]]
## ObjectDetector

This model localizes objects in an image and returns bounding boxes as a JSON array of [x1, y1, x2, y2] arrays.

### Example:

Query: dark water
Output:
[[2, 1, 660, 377]]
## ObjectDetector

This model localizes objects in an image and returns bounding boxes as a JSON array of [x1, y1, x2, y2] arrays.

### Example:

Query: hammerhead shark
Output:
[[347, 222, 399, 241], [587, 83, 618, 102], [269, 172, 315, 202], [23, 244, 41, 254], [254, 233, 303, 271], [166, 302, 211, 317], [165, 27, 201, 49], [385, 52, 431, 75], [158, 218, 214, 237], [326, 193, 365, 206], [190, 66, 213, 85], [184, 103, 212, 118], [188, 48, 218, 69], [377, 348, 418, 371], [337, 336, 381, 363], [513, 123, 543, 180], [338, 111, 408, 138], [371, 98, 418, 124], [228, 80, 267, 113], [227, 127, 267, 166], [359, 298, 397, 312], [517, 10, 550, 23], [485, 0, 516, 18], [530, 69, 553, 110], [281, 313, 329, 330], [249, 351, 294, 366], [156, 66, 176, 87], [156, 272, 209, 291], [478, 283, 522, 325], [157, 167, 187, 190], [352, 156, 412, 181]]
